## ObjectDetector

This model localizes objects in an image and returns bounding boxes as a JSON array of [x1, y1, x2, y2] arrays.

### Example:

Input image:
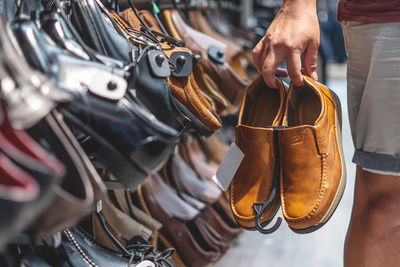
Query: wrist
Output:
[[281, 0, 317, 17]]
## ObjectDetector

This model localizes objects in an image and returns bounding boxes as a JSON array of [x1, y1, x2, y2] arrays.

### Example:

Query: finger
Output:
[[252, 37, 266, 72], [303, 41, 319, 80], [286, 50, 304, 87], [258, 41, 270, 75], [262, 51, 284, 88]]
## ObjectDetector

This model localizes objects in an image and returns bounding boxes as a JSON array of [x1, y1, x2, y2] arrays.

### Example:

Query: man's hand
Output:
[[253, 0, 320, 88]]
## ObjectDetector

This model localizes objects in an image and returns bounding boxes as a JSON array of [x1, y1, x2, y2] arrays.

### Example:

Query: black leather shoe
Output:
[[68, 0, 202, 134], [60, 227, 174, 267], [10, 19, 178, 189]]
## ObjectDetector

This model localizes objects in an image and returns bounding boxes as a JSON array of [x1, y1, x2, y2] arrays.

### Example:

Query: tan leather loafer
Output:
[[161, 9, 248, 105], [279, 75, 346, 233], [229, 76, 286, 231]]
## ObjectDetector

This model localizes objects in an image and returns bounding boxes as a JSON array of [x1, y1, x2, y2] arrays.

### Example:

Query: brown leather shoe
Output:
[[161, 9, 248, 105], [229, 76, 286, 231], [163, 152, 242, 243], [187, 10, 252, 82], [32, 112, 106, 238], [93, 199, 155, 251], [119, 9, 222, 136], [136, 174, 221, 266], [279, 75, 346, 233]]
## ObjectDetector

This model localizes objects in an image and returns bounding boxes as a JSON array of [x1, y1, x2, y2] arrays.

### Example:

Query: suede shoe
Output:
[[279, 75, 346, 233]]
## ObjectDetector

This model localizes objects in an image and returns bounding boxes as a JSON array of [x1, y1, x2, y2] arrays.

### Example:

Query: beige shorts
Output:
[[342, 21, 400, 175]]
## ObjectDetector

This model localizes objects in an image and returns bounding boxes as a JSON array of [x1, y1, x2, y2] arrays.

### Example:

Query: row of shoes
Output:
[[0, 0, 264, 267], [0, 0, 260, 266], [229, 74, 347, 234]]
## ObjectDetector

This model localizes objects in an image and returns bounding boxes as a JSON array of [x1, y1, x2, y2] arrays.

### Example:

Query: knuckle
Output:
[[262, 64, 273, 75], [306, 64, 317, 71], [293, 75, 304, 86], [282, 40, 296, 50]]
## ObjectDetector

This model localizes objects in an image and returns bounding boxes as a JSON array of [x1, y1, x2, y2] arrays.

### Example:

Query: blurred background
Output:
[[217, 0, 350, 266]]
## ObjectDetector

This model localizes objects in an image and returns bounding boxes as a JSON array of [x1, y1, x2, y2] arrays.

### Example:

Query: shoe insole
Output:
[[241, 84, 281, 127], [287, 86, 321, 126]]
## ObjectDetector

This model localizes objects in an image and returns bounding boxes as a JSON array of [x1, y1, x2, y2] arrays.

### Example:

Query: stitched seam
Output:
[[281, 153, 327, 223]]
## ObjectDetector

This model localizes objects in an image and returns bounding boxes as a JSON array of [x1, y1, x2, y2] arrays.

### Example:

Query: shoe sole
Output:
[[290, 89, 347, 234]]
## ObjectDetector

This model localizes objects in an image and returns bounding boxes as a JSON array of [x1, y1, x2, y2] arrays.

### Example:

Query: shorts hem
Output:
[[353, 150, 400, 175]]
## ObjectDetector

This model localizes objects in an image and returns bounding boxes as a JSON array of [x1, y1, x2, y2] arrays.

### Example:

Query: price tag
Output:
[[212, 143, 244, 191]]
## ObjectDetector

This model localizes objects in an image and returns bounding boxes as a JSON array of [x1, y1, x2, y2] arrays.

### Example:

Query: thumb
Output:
[[303, 41, 319, 80]]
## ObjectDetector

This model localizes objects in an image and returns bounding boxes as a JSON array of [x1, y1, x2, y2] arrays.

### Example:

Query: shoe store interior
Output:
[[0, 0, 350, 266]]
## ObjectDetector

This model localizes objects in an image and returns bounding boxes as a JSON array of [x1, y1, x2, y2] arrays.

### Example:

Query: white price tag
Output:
[[212, 143, 244, 191]]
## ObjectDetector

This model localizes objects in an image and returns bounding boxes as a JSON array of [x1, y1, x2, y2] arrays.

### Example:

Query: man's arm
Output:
[[253, 0, 319, 88]]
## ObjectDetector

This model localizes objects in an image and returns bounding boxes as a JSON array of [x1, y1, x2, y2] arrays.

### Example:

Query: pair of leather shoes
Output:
[[230, 75, 346, 233]]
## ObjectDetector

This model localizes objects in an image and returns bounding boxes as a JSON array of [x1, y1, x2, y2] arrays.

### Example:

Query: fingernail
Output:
[[311, 71, 318, 81]]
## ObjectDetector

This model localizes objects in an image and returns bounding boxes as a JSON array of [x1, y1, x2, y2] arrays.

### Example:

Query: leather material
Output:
[[199, 203, 241, 245], [279, 75, 345, 231], [0, 153, 40, 250], [193, 64, 228, 114], [179, 139, 219, 181], [39, 10, 125, 68], [204, 8, 255, 48], [30, 111, 107, 238], [0, 100, 65, 180], [0, 0, 17, 21], [11, 19, 178, 189], [133, 52, 190, 132], [230, 77, 286, 229], [165, 152, 241, 244], [138, 175, 220, 266], [202, 135, 229, 164], [70, 0, 135, 63], [0, 109, 64, 248], [93, 199, 153, 251], [40, 11, 92, 61], [62, 227, 133, 267], [187, 10, 250, 81], [111, 187, 162, 234], [0, 15, 68, 130], [119, 8, 222, 136], [161, 9, 248, 105], [109, 9, 194, 133], [38, 9, 187, 138], [168, 152, 221, 204], [142, 174, 199, 221]]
